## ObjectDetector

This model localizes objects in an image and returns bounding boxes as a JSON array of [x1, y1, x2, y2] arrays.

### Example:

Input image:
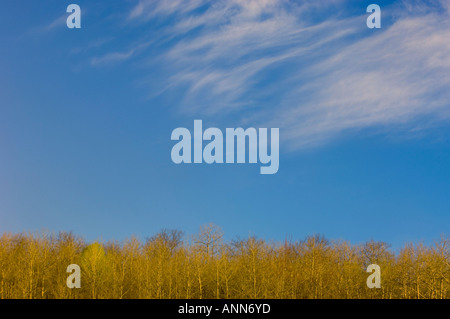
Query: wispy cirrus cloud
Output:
[[129, 0, 210, 20], [90, 49, 135, 66], [271, 5, 450, 148], [41, 14, 68, 31], [90, 39, 154, 67], [124, 0, 450, 149]]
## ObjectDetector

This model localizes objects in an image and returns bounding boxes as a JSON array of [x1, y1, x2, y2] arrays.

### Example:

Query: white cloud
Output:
[[274, 10, 450, 149], [42, 15, 68, 31], [129, 0, 210, 20], [90, 40, 154, 66], [127, 0, 450, 149], [91, 50, 135, 66]]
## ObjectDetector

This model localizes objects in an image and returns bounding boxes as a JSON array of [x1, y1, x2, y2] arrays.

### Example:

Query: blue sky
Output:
[[0, 0, 449, 249]]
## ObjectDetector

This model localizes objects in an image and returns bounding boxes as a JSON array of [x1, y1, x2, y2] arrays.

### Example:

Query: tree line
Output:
[[0, 224, 448, 299]]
